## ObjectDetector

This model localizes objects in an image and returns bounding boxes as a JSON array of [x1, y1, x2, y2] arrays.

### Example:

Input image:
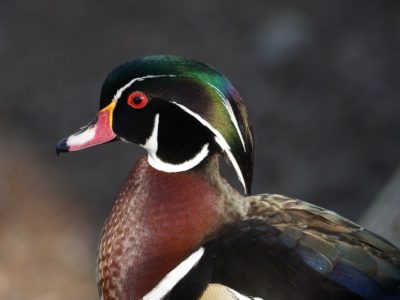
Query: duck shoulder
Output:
[[245, 193, 400, 266]]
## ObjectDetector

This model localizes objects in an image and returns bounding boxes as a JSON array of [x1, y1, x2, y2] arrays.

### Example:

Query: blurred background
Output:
[[1, 1, 399, 299]]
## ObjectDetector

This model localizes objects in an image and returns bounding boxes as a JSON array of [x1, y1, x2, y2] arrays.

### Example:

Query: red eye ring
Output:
[[127, 91, 149, 109]]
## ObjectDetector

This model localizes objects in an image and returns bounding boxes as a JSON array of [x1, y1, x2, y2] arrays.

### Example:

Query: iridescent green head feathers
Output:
[[58, 55, 254, 194]]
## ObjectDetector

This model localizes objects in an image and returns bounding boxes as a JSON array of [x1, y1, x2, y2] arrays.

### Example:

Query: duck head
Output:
[[56, 55, 254, 194]]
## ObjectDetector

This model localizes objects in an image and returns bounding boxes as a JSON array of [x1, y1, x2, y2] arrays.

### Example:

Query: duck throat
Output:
[[97, 156, 227, 300]]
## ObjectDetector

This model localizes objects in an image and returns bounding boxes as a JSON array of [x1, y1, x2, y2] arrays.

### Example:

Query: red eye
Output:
[[127, 91, 149, 109]]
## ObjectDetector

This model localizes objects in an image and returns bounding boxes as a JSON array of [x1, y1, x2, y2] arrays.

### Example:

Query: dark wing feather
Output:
[[167, 194, 400, 300], [168, 220, 362, 300], [250, 194, 400, 299]]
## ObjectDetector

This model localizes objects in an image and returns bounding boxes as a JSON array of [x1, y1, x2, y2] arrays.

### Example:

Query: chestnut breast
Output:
[[97, 157, 226, 300]]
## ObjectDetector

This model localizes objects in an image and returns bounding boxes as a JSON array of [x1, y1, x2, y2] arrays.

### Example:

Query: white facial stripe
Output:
[[218, 137, 246, 193], [113, 74, 246, 151], [142, 114, 210, 173], [171, 102, 247, 194], [66, 125, 96, 146], [205, 82, 246, 152], [143, 247, 205, 300], [113, 74, 176, 100], [228, 287, 264, 300]]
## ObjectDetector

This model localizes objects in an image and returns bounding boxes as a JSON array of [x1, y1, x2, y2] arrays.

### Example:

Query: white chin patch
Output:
[[148, 144, 209, 173], [142, 114, 210, 173]]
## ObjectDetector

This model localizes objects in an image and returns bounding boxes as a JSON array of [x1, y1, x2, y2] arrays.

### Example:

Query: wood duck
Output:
[[56, 55, 400, 300]]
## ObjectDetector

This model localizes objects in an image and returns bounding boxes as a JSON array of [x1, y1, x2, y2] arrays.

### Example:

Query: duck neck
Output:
[[97, 155, 245, 300]]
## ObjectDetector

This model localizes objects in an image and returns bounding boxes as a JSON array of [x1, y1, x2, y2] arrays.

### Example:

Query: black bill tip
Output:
[[56, 138, 69, 156]]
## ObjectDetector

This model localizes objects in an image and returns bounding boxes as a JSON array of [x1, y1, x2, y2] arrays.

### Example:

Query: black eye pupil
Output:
[[133, 96, 142, 104]]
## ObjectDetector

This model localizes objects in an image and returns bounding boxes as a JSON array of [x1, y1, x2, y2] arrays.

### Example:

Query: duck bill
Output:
[[56, 101, 117, 155]]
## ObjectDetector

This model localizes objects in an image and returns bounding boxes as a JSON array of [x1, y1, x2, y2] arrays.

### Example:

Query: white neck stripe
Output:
[[171, 102, 247, 194], [205, 82, 246, 152], [143, 247, 205, 300], [142, 114, 210, 173], [113, 74, 176, 100]]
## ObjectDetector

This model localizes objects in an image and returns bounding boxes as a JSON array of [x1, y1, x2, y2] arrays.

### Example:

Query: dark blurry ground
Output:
[[1, 1, 399, 299]]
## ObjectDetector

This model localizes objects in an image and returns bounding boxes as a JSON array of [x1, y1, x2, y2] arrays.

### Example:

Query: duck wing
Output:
[[167, 194, 400, 300]]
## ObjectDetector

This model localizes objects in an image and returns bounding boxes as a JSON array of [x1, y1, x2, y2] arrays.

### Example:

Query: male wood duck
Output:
[[56, 55, 400, 300]]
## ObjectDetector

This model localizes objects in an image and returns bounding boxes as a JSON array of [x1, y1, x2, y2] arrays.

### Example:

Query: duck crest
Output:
[[97, 156, 232, 300], [101, 55, 254, 194]]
